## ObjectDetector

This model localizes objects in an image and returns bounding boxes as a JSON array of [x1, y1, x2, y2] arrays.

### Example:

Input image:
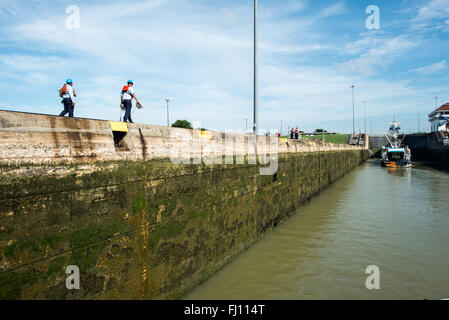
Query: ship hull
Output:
[[381, 160, 412, 168]]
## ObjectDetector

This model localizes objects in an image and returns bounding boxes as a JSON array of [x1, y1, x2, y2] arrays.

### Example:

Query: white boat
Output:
[[380, 120, 412, 168]]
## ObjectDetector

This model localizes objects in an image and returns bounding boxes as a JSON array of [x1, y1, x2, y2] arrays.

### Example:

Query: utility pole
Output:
[[418, 113, 420, 133], [280, 120, 283, 136], [363, 101, 367, 135], [253, 0, 258, 135], [351, 85, 355, 134], [245, 118, 248, 133], [165, 99, 170, 127]]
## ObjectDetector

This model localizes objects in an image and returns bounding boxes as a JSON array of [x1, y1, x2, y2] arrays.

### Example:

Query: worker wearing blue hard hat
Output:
[[58, 78, 77, 118], [120, 80, 141, 123]]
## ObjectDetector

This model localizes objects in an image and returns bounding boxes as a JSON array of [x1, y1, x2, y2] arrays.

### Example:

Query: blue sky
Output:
[[0, 0, 448, 134]]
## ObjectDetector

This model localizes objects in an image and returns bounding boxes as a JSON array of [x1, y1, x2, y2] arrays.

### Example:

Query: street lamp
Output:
[[280, 120, 283, 136], [165, 99, 170, 127], [245, 118, 248, 132], [351, 85, 355, 134], [253, 0, 258, 135], [418, 113, 420, 133], [363, 101, 366, 135]]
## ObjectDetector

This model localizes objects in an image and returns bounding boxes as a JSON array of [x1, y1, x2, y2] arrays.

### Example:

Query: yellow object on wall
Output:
[[201, 130, 212, 140], [110, 121, 128, 132]]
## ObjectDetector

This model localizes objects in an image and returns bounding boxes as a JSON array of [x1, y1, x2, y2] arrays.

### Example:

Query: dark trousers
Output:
[[290, 133, 294, 139], [123, 100, 133, 123], [295, 133, 299, 139], [59, 98, 74, 118]]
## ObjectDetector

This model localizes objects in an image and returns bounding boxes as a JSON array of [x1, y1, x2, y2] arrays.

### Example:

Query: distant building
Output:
[[428, 103, 449, 132]]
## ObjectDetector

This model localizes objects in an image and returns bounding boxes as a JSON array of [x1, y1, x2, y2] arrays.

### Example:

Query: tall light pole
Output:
[[363, 101, 366, 135], [165, 99, 170, 127], [253, 0, 258, 135], [280, 120, 283, 136], [245, 118, 248, 132], [418, 113, 420, 133], [351, 85, 355, 134]]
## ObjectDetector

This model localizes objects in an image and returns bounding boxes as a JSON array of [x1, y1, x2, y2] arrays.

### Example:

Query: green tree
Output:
[[171, 120, 193, 129]]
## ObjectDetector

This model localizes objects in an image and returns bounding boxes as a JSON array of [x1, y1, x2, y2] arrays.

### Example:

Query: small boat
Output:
[[381, 120, 412, 168]]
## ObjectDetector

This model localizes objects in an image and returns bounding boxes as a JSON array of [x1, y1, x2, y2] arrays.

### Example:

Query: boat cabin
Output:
[[384, 148, 406, 161]]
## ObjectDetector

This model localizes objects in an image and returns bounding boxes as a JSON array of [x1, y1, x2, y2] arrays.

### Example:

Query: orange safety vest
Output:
[[59, 84, 76, 98]]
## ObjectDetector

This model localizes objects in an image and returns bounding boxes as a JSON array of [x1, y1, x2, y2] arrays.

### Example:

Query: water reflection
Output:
[[386, 167, 412, 177], [184, 160, 449, 300]]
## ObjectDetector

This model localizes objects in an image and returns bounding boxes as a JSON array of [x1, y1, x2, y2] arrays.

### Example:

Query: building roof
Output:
[[429, 103, 449, 117]]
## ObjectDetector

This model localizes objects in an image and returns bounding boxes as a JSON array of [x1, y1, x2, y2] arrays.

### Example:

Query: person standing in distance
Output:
[[121, 80, 141, 123], [59, 79, 76, 118]]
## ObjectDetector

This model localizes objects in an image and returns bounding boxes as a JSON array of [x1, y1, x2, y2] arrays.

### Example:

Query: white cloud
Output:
[[260, 43, 333, 54], [339, 35, 418, 76], [0, 55, 66, 71], [0, 0, 18, 16], [317, 1, 347, 18], [0, 0, 446, 132], [256, 62, 436, 132], [411, 60, 447, 74], [412, 0, 449, 21], [411, 0, 449, 30]]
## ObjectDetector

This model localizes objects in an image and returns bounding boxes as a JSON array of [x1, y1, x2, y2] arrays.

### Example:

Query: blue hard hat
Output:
[[127, 80, 133, 84], [66, 78, 73, 84]]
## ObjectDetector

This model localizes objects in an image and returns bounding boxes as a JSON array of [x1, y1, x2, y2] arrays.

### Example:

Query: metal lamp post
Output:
[[418, 113, 420, 133], [165, 99, 170, 127], [363, 101, 366, 135], [253, 0, 258, 135], [351, 85, 355, 134]]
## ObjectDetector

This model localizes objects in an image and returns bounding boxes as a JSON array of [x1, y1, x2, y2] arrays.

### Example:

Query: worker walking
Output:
[[59, 79, 76, 118], [120, 80, 141, 123]]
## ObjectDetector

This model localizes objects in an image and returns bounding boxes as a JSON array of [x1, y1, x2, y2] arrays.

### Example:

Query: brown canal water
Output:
[[183, 159, 449, 300]]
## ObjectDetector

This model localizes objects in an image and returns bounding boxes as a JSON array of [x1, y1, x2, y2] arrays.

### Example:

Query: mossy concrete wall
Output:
[[0, 150, 368, 300], [0, 110, 368, 299]]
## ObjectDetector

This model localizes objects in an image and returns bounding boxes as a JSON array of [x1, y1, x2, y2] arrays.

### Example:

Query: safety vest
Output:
[[59, 84, 76, 98]]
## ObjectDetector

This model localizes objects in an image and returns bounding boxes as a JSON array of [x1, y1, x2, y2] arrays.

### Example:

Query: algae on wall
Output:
[[0, 150, 368, 300]]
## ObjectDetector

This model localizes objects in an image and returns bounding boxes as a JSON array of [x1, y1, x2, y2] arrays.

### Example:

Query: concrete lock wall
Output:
[[0, 110, 369, 300]]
